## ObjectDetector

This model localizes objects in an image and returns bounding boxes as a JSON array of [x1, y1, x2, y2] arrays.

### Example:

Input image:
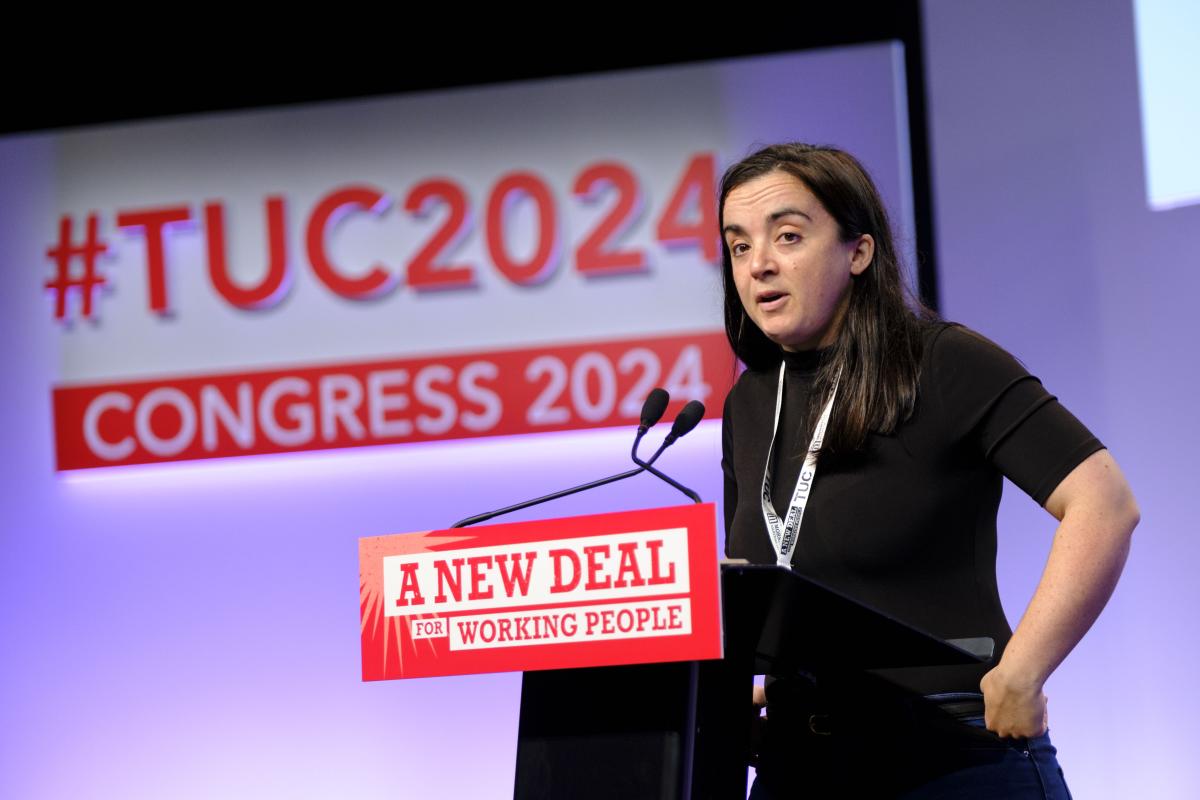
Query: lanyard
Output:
[[760, 361, 838, 568]]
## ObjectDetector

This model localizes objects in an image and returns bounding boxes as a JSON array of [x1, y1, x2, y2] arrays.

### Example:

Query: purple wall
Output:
[[925, 0, 1197, 796]]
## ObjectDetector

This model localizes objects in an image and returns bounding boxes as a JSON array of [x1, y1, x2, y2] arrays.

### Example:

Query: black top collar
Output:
[[780, 348, 828, 374]]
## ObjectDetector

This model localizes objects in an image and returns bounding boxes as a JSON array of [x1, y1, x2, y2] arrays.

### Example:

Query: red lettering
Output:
[[636, 607, 651, 629], [405, 178, 475, 290], [412, 619, 444, 636], [456, 619, 479, 643], [583, 544, 612, 590], [613, 541, 646, 588], [205, 197, 290, 308], [495, 551, 537, 598], [394, 562, 425, 607], [466, 554, 494, 601], [306, 185, 394, 298], [668, 604, 682, 629], [646, 539, 677, 586], [486, 172, 558, 285], [434, 558, 464, 603], [573, 161, 646, 275], [656, 152, 718, 262], [550, 548, 581, 593], [116, 205, 192, 314]]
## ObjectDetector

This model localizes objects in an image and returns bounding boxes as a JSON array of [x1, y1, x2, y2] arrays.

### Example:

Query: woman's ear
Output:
[[849, 234, 874, 276]]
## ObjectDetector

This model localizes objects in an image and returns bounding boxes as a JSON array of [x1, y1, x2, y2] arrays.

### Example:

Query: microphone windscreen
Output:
[[669, 400, 706, 439], [640, 388, 670, 428]]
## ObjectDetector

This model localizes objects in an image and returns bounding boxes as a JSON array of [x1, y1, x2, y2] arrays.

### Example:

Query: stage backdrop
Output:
[[0, 46, 916, 797]]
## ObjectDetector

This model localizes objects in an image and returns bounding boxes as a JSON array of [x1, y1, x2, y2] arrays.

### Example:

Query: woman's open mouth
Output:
[[756, 291, 788, 311]]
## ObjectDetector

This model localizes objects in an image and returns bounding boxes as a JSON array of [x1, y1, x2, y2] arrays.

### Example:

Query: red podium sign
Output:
[[359, 504, 722, 681]]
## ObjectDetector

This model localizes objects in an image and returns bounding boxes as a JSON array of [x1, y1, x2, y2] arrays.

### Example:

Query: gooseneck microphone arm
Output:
[[449, 389, 676, 529], [631, 399, 705, 504], [449, 466, 646, 528]]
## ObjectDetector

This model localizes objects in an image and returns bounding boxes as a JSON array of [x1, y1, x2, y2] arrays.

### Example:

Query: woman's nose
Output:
[[749, 246, 777, 278]]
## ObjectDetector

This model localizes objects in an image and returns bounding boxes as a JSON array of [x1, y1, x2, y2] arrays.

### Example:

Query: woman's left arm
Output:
[[980, 448, 1140, 738]]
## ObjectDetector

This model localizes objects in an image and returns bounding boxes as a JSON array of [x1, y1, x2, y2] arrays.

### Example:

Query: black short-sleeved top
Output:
[[721, 323, 1103, 695]]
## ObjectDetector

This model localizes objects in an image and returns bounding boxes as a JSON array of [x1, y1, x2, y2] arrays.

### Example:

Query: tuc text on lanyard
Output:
[[760, 361, 839, 568]]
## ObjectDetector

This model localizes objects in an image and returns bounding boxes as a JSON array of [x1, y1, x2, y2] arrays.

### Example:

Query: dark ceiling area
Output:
[[3, 6, 921, 136]]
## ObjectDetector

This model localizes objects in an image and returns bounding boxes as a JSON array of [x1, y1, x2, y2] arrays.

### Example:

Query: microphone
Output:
[[448, 390, 677, 528], [639, 388, 670, 433], [632, 399, 705, 503], [631, 387, 670, 466], [666, 400, 705, 445]]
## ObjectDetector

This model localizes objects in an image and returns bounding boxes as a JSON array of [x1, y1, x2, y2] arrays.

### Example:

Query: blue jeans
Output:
[[749, 695, 1073, 798], [889, 715, 1073, 799]]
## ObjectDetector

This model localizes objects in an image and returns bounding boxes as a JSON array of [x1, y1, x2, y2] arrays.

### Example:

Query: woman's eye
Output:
[[780, 232, 800, 243], [731, 243, 749, 255]]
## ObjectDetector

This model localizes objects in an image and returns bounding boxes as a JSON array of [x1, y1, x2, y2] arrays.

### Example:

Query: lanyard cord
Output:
[[760, 361, 839, 568]]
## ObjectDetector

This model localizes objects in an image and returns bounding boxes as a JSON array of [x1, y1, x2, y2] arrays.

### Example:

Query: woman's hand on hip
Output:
[[980, 662, 1048, 738]]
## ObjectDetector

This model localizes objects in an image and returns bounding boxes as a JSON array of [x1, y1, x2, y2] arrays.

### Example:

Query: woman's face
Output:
[[722, 171, 873, 352]]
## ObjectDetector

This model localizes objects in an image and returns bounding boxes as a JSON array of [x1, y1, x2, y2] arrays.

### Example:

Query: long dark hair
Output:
[[719, 143, 935, 452]]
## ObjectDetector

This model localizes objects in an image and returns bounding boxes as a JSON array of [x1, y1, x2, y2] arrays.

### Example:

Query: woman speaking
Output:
[[718, 143, 1138, 798]]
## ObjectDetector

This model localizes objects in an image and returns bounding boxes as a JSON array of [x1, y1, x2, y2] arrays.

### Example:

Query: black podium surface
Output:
[[513, 563, 988, 800]]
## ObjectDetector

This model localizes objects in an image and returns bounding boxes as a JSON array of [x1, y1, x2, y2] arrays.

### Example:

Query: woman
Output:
[[718, 143, 1138, 798]]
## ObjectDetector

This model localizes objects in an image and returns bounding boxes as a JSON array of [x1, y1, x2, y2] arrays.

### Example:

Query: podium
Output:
[[357, 504, 988, 799], [513, 564, 987, 800]]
